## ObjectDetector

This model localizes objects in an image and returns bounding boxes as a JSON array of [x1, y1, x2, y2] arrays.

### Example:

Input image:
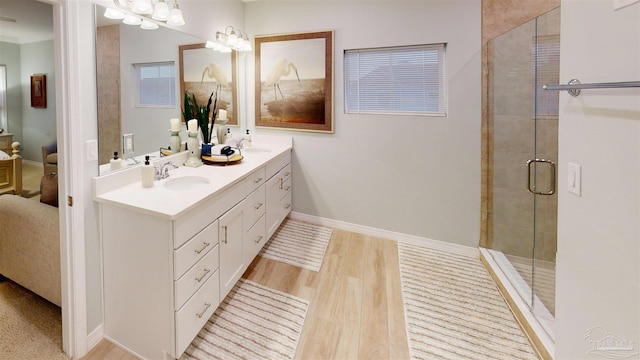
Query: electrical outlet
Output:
[[123, 133, 135, 156], [568, 162, 582, 196]]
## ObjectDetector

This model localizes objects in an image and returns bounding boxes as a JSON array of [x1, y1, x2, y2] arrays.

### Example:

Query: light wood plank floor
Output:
[[83, 228, 410, 360]]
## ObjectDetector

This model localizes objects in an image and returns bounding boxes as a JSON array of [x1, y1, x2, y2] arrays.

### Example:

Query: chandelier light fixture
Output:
[[208, 26, 252, 53], [104, 0, 185, 30]]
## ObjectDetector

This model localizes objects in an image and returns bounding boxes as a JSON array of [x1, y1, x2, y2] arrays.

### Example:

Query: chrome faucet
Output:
[[236, 136, 252, 149], [155, 161, 178, 180]]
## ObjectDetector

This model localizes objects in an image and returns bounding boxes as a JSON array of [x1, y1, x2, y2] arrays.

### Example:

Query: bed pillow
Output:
[[0, 150, 9, 160]]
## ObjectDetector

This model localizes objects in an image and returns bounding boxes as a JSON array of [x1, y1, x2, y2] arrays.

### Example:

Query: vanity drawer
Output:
[[244, 167, 266, 193], [174, 220, 218, 280], [243, 184, 265, 231], [279, 189, 292, 223], [174, 245, 219, 310], [266, 150, 291, 180], [175, 270, 219, 357], [280, 164, 292, 182]]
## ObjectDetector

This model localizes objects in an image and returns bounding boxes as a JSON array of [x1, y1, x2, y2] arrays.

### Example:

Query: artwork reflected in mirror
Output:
[[179, 44, 238, 126], [94, 5, 238, 174]]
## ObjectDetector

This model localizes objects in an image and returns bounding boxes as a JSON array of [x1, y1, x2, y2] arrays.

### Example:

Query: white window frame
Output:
[[0, 65, 7, 131], [134, 61, 176, 108], [344, 43, 447, 117]]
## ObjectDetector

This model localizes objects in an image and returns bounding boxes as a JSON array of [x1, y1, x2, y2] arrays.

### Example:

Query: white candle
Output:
[[218, 109, 227, 120], [188, 119, 197, 133], [170, 118, 180, 131]]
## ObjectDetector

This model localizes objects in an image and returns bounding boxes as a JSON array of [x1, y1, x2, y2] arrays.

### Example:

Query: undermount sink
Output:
[[242, 147, 271, 153], [163, 176, 210, 191]]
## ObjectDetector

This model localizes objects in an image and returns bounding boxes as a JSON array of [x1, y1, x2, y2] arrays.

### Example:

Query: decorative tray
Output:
[[201, 153, 243, 165]]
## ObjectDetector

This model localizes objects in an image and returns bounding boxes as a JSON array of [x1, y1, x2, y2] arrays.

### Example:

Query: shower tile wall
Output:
[[96, 25, 121, 165], [480, 0, 560, 248], [489, 9, 559, 261]]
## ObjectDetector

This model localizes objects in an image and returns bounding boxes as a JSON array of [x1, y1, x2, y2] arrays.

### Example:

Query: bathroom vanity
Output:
[[94, 136, 292, 359]]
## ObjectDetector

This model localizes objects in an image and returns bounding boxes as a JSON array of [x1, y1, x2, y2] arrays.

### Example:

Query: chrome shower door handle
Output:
[[526, 159, 556, 195]]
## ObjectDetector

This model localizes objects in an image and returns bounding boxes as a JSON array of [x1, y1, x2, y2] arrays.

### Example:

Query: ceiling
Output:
[[0, 0, 53, 44]]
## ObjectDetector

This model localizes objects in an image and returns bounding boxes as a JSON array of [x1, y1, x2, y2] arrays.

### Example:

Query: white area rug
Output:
[[181, 278, 309, 360], [397, 243, 539, 360], [258, 218, 332, 272]]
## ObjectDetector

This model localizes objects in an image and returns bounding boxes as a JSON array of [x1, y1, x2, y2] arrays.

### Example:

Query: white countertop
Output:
[[94, 136, 292, 220]]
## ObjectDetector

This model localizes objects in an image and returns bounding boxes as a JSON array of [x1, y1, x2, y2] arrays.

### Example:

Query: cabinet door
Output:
[[266, 174, 282, 239], [218, 201, 244, 300]]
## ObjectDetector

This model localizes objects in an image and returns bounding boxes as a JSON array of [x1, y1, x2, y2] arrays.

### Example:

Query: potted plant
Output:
[[182, 89, 218, 156]]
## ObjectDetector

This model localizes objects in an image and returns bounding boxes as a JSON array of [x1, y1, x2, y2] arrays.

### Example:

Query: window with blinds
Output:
[[135, 62, 176, 107], [344, 44, 446, 116]]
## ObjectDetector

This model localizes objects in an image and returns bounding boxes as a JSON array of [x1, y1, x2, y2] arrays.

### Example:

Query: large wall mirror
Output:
[[95, 4, 238, 174]]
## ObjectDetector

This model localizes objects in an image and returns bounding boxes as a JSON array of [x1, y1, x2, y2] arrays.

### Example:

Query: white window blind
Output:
[[344, 44, 446, 116], [135, 62, 176, 107]]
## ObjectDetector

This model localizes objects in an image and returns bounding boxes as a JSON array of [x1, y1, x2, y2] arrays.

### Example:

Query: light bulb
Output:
[[140, 20, 159, 30], [152, 0, 170, 21], [167, 4, 185, 26], [104, 8, 125, 20], [123, 14, 142, 25], [131, 0, 153, 15]]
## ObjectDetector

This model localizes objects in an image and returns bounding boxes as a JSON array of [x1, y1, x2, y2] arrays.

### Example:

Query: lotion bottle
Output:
[[141, 155, 154, 188], [225, 128, 232, 142], [245, 129, 252, 147], [110, 151, 122, 171]]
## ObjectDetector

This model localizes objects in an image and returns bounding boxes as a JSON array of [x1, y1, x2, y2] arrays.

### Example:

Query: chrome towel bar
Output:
[[543, 79, 640, 97]]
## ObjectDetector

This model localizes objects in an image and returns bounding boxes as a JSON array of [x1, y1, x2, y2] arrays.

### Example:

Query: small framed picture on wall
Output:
[[31, 74, 46, 108]]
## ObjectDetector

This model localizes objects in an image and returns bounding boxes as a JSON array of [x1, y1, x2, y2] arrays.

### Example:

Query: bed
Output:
[[0, 142, 22, 196]]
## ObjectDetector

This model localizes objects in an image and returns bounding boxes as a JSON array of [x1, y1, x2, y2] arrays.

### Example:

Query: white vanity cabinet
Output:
[[96, 143, 292, 360], [266, 161, 293, 239]]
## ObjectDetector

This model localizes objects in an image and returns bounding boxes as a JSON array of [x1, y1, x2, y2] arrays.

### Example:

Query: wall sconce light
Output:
[[212, 26, 252, 53], [106, 0, 185, 30]]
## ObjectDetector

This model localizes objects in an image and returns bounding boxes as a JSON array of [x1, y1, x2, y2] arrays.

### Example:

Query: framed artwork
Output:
[[255, 31, 333, 133], [179, 43, 238, 126], [30, 74, 46, 108]]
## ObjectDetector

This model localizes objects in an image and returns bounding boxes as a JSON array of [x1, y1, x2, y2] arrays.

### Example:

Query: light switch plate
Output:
[[123, 133, 134, 156], [86, 139, 98, 162], [568, 162, 582, 196]]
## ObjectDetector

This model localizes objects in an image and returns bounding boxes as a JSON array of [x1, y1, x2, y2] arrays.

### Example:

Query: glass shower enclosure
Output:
[[485, 7, 560, 340]]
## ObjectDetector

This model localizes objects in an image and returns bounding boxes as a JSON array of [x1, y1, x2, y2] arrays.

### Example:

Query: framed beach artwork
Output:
[[255, 31, 334, 133], [179, 43, 238, 126]]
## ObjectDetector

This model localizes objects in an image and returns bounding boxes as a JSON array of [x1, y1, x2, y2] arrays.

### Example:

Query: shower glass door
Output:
[[488, 7, 559, 338]]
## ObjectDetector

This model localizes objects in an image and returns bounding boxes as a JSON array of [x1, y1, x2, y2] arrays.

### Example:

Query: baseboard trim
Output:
[[86, 324, 104, 352], [289, 211, 478, 258]]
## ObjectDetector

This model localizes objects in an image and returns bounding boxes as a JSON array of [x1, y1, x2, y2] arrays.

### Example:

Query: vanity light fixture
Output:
[[109, 0, 185, 29], [213, 26, 252, 53]]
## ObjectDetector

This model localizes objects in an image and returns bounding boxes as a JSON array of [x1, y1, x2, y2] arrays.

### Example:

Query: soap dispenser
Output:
[[245, 129, 252, 147], [110, 151, 122, 171], [141, 155, 154, 188], [225, 128, 232, 142]]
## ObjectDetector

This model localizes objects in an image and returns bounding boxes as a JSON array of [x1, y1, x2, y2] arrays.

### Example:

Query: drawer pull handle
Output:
[[194, 242, 210, 254], [285, 203, 292, 209], [255, 235, 263, 244], [284, 186, 291, 191], [254, 203, 263, 210], [279, 178, 283, 190], [222, 226, 228, 244], [196, 303, 211, 318], [254, 177, 263, 183], [284, 172, 290, 177], [195, 268, 211, 282]]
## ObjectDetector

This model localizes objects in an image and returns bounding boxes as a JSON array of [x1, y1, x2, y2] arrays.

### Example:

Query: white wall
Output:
[[245, 0, 482, 247], [555, 1, 639, 358], [21, 40, 57, 161]]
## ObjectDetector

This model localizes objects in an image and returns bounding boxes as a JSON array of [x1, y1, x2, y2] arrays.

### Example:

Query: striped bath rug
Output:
[[258, 218, 333, 272], [181, 278, 309, 360], [397, 243, 539, 360]]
